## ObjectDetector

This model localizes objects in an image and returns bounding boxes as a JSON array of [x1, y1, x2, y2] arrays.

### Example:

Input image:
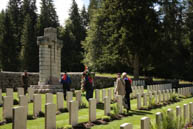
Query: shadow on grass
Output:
[[126, 110, 153, 116]]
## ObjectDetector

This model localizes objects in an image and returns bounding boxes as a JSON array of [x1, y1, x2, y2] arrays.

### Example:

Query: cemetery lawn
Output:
[[0, 89, 192, 129]]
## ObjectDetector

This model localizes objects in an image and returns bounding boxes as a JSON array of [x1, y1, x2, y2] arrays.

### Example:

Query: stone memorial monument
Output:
[[31, 27, 63, 93]]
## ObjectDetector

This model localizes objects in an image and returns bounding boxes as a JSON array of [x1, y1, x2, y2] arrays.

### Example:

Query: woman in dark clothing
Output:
[[122, 72, 132, 111]]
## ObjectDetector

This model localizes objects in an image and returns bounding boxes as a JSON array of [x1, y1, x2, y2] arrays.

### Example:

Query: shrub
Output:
[[79, 102, 87, 109], [170, 94, 180, 102], [149, 97, 156, 109], [112, 104, 119, 116], [13, 99, 19, 105], [151, 110, 185, 129], [101, 115, 111, 122]]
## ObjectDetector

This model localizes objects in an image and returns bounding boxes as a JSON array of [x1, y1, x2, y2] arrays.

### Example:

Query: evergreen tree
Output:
[[81, 6, 89, 29], [60, 0, 86, 72], [83, 0, 159, 78], [154, 0, 187, 78], [21, 0, 38, 72], [7, 0, 23, 56], [88, 0, 102, 20], [6, 0, 23, 70], [0, 10, 20, 71], [37, 0, 59, 36], [184, 0, 193, 80]]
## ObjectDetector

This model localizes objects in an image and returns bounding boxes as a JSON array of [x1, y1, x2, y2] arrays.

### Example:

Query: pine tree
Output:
[[7, 0, 23, 56], [37, 0, 59, 36], [184, 0, 193, 79], [60, 0, 86, 72], [88, 0, 102, 20], [0, 10, 20, 71], [155, 0, 187, 78], [81, 6, 89, 29], [20, 0, 38, 72]]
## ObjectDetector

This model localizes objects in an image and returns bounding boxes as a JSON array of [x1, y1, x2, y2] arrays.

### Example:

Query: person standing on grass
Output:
[[61, 72, 71, 100], [122, 72, 132, 112], [21, 70, 29, 95], [114, 72, 126, 97], [81, 71, 94, 101]]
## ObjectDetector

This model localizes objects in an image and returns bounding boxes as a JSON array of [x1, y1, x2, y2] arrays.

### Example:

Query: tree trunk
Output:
[[133, 54, 139, 79]]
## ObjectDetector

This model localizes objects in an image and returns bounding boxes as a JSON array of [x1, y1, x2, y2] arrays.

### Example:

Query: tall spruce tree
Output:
[[6, 0, 23, 70], [21, 0, 38, 72], [0, 10, 20, 71], [37, 0, 59, 36], [81, 6, 89, 29], [60, 0, 86, 72], [184, 0, 193, 80], [154, 0, 187, 78]]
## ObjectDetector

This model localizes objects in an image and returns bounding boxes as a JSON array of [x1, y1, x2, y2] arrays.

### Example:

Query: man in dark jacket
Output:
[[61, 72, 71, 100], [122, 72, 132, 112]]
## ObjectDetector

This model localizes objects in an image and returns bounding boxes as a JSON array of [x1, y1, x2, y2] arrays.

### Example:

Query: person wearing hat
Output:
[[122, 72, 132, 112]]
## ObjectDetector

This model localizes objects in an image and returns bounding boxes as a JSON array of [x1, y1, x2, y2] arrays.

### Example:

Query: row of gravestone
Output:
[[131, 86, 144, 99], [178, 87, 193, 97], [2, 86, 192, 129], [1, 87, 123, 120], [10, 97, 193, 129], [0, 88, 34, 105], [132, 80, 145, 86], [147, 83, 172, 91], [2, 86, 192, 121], [120, 102, 193, 129], [114, 80, 145, 87], [136, 87, 193, 109], [6, 95, 124, 129], [137, 89, 176, 109], [0, 86, 145, 106]]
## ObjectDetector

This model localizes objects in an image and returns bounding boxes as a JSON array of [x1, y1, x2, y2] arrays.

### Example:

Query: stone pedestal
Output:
[[31, 27, 63, 93]]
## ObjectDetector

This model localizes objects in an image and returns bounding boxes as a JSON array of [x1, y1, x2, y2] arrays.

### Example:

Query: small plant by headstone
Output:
[[151, 110, 186, 129], [149, 97, 156, 109], [110, 104, 121, 119], [79, 102, 87, 109], [13, 99, 19, 105], [38, 111, 45, 117], [101, 115, 111, 122], [59, 108, 68, 113], [5, 118, 12, 123], [57, 125, 72, 129], [170, 94, 180, 102]]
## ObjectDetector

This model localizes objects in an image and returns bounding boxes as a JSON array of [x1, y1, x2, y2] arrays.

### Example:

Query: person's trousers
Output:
[[63, 85, 70, 100], [125, 93, 131, 110], [86, 89, 93, 101], [24, 85, 28, 95]]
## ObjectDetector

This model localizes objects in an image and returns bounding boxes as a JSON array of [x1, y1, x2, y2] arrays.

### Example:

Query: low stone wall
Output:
[[0, 72, 116, 92]]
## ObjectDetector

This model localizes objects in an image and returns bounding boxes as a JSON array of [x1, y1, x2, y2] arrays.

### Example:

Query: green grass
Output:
[[0, 88, 192, 129]]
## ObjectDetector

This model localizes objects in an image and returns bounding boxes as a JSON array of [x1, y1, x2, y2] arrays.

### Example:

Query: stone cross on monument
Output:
[[37, 27, 63, 85], [31, 27, 63, 93]]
